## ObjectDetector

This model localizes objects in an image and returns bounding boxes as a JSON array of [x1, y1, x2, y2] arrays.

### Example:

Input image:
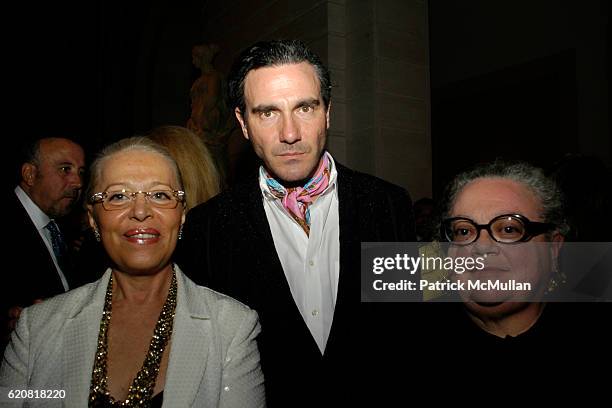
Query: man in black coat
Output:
[[177, 40, 415, 406], [3, 138, 85, 349]]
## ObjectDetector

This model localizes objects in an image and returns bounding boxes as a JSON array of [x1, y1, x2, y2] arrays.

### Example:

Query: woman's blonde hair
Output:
[[148, 126, 221, 210], [86, 136, 183, 203]]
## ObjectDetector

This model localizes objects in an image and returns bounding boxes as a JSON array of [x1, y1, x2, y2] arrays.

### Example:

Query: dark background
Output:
[[429, 0, 610, 196], [6, 1, 204, 157], [5, 1, 610, 198]]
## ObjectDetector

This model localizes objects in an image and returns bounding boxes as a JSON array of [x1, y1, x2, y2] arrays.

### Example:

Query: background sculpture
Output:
[[186, 43, 235, 185]]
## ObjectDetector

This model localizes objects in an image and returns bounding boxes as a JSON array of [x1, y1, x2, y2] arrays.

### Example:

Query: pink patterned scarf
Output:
[[263, 155, 331, 235]]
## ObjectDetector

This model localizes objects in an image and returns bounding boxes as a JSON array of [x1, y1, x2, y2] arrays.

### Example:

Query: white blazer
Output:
[[0, 266, 265, 407]]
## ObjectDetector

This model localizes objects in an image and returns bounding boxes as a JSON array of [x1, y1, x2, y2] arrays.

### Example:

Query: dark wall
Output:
[[98, 0, 204, 144], [7, 0, 204, 184], [7, 1, 609, 198], [429, 0, 610, 198], [431, 50, 579, 191], [6, 2, 97, 186]]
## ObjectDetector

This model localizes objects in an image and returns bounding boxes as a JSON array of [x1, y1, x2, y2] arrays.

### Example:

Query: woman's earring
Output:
[[546, 262, 566, 294], [94, 229, 101, 242], [178, 224, 184, 240]]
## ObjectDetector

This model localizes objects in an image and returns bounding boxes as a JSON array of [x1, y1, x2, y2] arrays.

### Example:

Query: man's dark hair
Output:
[[227, 39, 332, 116], [14, 139, 43, 185], [21, 139, 43, 166]]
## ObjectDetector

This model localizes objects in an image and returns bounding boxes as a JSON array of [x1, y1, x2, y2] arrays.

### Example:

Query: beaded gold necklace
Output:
[[89, 268, 177, 407]]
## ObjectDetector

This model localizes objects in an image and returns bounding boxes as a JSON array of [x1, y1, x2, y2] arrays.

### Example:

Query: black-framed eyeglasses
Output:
[[89, 189, 185, 211], [442, 214, 555, 245]]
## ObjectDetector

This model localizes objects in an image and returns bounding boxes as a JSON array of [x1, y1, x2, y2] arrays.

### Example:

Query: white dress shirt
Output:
[[15, 186, 69, 291], [259, 152, 340, 354]]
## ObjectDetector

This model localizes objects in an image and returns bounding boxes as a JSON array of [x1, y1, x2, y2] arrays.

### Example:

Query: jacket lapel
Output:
[[163, 266, 211, 407], [62, 269, 111, 403], [325, 163, 357, 355], [241, 177, 292, 299], [336, 163, 356, 287]]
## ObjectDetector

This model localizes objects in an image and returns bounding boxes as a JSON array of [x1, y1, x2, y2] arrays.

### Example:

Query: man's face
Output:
[[24, 138, 85, 218], [236, 62, 330, 184]]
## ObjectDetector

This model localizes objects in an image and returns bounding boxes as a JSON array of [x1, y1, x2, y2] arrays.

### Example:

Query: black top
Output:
[[422, 302, 612, 384], [90, 391, 163, 407], [368, 301, 612, 404], [150, 391, 163, 408]]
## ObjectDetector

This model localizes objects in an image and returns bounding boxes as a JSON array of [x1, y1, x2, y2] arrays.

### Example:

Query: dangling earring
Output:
[[546, 262, 566, 294], [94, 229, 101, 242], [178, 224, 184, 240]]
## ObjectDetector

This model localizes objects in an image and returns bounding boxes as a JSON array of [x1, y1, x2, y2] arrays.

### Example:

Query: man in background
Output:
[[2, 137, 85, 349]]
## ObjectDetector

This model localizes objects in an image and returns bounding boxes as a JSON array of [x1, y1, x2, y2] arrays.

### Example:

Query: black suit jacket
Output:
[[177, 163, 415, 406], [6, 192, 68, 305], [2, 192, 70, 349]]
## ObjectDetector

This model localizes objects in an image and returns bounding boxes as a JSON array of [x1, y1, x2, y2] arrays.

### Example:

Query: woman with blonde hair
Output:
[[0, 137, 264, 406], [148, 126, 221, 211]]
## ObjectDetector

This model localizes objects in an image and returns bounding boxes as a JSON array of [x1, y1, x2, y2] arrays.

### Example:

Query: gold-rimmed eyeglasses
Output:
[[89, 189, 185, 211]]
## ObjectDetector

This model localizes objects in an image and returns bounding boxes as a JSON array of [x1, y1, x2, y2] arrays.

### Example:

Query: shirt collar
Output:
[[15, 185, 52, 230], [258, 151, 338, 201]]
